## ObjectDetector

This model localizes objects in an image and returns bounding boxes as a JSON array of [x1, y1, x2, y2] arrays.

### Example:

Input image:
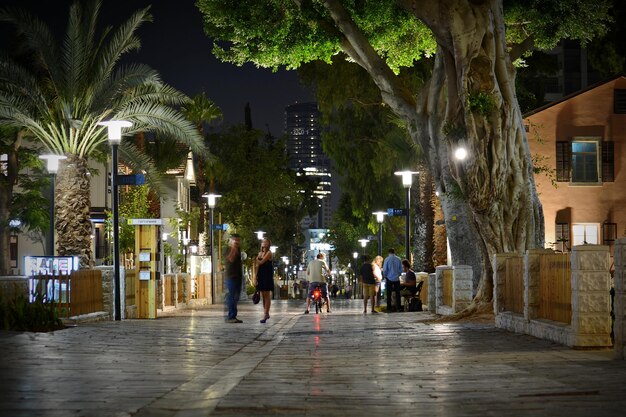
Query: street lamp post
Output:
[[352, 251, 358, 299], [99, 120, 133, 321], [202, 193, 221, 304], [372, 211, 387, 257], [39, 154, 67, 256], [394, 170, 418, 262]]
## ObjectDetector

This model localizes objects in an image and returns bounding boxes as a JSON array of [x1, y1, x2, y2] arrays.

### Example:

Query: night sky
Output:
[[0, 0, 314, 136]]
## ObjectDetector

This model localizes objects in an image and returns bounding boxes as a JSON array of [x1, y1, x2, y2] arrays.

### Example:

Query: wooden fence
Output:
[[442, 269, 453, 307], [163, 275, 175, 307], [125, 270, 136, 308], [30, 270, 103, 317], [177, 275, 185, 303], [538, 253, 572, 324], [504, 257, 524, 314]]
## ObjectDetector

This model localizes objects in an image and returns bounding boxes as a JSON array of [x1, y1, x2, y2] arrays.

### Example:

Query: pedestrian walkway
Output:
[[1, 299, 625, 417]]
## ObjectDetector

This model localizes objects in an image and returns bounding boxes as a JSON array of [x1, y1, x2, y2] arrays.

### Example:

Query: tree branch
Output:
[[320, 0, 417, 121], [509, 35, 535, 62]]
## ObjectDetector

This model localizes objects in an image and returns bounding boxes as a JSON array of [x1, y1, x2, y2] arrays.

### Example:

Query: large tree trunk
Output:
[[56, 155, 93, 268], [323, 0, 544, 307], [409, 0, 544, 303]]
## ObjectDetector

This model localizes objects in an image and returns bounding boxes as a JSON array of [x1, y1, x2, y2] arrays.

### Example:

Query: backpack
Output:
[[408, 297, 422, 312]]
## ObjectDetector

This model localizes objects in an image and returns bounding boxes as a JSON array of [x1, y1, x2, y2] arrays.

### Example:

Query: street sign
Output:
[[366, 235, 377, 241], [129, 218, 163, 225], [387, 208, 407, 217], [117, 174, 145, 186], [212, 223, 229, 231]]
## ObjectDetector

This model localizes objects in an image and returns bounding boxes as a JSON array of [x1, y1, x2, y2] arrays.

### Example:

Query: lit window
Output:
[[572, 224, 598, 245], [571, 140, 599, 182]]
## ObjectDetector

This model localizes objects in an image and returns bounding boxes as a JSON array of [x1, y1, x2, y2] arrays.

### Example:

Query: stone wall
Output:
[[433, 265, 473, 315], [494, 246, 612, 348]]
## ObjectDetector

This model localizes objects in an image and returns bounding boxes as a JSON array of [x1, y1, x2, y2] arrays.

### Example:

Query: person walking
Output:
[[223, 233, 243, 323], [383, 248, 403, 312], [255, 238, 274, 323], [372, 255, 384, 308], [359, 254, 377, 314], [305, 252, 331, 314]]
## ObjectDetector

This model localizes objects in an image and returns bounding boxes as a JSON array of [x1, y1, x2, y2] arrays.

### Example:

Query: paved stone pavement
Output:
[[1, 299, 626, 417]]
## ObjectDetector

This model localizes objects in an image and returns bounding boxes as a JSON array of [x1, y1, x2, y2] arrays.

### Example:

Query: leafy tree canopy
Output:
[[198, 0, 611, 72], [206, 125, 318, 251]]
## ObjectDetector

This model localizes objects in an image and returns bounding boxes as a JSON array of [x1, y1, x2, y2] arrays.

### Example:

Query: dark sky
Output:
[[0, 0, 314, 136]]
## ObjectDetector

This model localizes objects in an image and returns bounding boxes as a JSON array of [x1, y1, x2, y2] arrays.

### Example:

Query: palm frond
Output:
[[91, 63, 161, 111], [93, 6, 152, 84], [0, 56, 48, 114], [116, 103, 208, 157], [119, 140, 164, 195], [0, 7, 62, 91]]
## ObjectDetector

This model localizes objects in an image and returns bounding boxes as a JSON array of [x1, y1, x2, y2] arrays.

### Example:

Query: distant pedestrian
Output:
[[383, 248, 403, 312], [255, 238, 274, 323], [359, 255, 377, 314], [372, 255, 383, 308], [224, 233, 243, 323]]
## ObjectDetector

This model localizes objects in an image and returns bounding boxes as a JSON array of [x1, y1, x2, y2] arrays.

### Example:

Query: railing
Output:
[[29, 270, 103, 317], [538, 253, 571, 324], [442, 269, 453, 306], [503, 257, 524, 314]]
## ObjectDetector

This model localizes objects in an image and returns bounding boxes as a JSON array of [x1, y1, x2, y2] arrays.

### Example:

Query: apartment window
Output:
[[556, 139, 613, 183], [572, 223, 598, 245], [555, 223, 570, 252], [602, 222, 617, 246], [614, 89, 626, 113], [571, 140, 599, 182]]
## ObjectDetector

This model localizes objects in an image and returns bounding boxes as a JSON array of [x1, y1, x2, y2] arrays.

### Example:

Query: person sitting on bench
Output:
[[400, 259, 417, 296]]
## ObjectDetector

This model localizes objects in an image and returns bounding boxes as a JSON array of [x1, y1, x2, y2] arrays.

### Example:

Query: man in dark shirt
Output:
[[359, 255, 377, 314], [223, 233, 243, 323]]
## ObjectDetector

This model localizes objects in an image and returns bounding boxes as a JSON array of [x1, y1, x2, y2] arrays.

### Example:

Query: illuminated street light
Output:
[[98, 120, 133, 321], [372, 211, 387, 256], [39, 154, 67, 256], [454, 146, 468, 161], [202, 193, 221, 304], [394, 170, 418, 262]]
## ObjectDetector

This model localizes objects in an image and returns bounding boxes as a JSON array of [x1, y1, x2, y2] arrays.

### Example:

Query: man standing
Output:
[[224, 233, 243, 323], [305, 252, 331, 313], [383, 248, 403, 312], [359, 254, 377, 314]]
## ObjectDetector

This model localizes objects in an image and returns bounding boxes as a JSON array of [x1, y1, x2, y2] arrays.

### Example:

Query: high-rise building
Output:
[[542, 40, 603, 103], [284, 102, 333, 229]]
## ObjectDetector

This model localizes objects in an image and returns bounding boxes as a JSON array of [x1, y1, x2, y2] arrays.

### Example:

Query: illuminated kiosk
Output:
[[130, 218, 162, 319]]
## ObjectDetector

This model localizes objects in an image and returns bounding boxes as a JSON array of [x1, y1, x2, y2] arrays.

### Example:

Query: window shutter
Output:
[[614, 89, 626, 114], [556, 141, 570, 182], [602, 141, 614, 182]]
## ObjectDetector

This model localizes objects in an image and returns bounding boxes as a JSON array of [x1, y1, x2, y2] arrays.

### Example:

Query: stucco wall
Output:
[[524, 77, 626, 248]]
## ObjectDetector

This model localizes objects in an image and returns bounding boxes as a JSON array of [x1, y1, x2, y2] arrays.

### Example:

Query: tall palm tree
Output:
[[0, 1, 206, 267], [181, 92, 222, 237]]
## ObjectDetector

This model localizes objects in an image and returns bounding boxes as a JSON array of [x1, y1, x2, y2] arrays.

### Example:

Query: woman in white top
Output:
[[372, 255, 384, 307]]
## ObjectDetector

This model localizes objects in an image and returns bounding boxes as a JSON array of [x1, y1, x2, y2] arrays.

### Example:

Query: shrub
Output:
[[0, 289, 65, 332]]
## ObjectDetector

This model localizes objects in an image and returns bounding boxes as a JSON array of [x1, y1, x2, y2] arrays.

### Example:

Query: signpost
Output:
[[387, 208, 408, 217], [117, 174, 145, 186]]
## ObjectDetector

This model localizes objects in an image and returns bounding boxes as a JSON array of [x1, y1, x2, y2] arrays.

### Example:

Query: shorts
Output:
[[362, 283, 377, 297], [307, 282, 328, 298]]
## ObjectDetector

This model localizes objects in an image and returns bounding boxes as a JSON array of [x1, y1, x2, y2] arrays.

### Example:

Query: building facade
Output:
[[524, 75, 626, 253]]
